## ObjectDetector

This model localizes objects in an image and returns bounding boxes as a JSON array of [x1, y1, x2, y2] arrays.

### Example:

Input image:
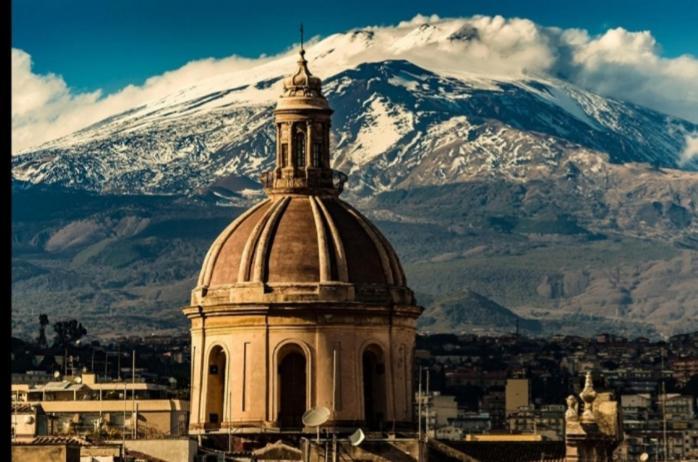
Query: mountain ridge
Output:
[[11, 59, 698, 198]]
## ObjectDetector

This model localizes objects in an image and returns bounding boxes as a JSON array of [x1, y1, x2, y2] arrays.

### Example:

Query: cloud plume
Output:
[[12, 14, 698, 153], [681, 133, 698, 165]]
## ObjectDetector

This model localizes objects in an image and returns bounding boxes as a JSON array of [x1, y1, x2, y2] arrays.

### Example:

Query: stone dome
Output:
[[192, 195, 415, 306], [184, 45, 421, 435]]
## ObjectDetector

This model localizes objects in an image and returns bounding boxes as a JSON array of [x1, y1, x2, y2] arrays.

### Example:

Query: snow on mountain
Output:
[[11, 20, 698, 196], [10, 18, 698, 338]]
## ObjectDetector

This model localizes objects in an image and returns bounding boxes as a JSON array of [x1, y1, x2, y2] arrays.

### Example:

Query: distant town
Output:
[[11, 315, 698, 461]]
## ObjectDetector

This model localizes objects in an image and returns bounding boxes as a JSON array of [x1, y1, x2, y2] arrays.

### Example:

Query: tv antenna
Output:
[[302, 406, 330, 444], [348, 428, 365, 446]]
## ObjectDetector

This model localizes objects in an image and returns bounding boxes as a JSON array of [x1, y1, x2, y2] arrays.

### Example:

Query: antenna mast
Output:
[[417, 366, 422, 441], [661, 347, 668, 462]]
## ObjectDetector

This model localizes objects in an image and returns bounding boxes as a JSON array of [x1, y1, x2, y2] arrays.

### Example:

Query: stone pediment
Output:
[[251, 439, 302, 461]]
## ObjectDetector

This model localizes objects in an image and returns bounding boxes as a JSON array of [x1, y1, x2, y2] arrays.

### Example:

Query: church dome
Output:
[[189, 44, 416, 308], [184, 40, 421, 435], [193, 195, 414, 306]]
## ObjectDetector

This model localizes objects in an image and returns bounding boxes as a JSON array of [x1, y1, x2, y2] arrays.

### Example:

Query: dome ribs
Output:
[[251, 196, 291, 283], [308, 196, 332, 282], [189, 48, 418, 306], [341, 201, 406, 287], [236, 197, 287, 283], [202, 198, 271, 289], [320, 199, 387, 285], [313, 196, 349, 282], [337, 201, 395, 285], [265, 197, 320, 284], [314, 197, 349, 282]]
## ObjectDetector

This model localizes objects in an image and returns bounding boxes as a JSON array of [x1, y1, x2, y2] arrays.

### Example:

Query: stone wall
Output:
[[108, 438, 197, 462], [12, 444, 80, 462]]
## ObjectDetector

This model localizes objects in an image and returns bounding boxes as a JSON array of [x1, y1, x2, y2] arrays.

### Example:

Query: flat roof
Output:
[[34, 399, 189, 413]]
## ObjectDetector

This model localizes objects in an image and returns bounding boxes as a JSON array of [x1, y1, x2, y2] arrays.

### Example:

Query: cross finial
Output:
[[300, 23, 304, 51]]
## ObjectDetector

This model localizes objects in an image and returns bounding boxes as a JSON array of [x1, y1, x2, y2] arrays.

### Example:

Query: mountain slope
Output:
[[12, 59, 698, 197]]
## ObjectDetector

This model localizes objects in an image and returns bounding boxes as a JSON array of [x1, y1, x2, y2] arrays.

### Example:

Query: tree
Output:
[[53, 319, 87, 348], [36, 314, 49, 349]]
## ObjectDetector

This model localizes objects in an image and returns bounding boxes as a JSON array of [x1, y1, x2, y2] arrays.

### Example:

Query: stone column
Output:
[[306, 120, 313, 169], [275, 123, 281, 168], [288, 122, 295, 172], [325, 123, 331, 168]]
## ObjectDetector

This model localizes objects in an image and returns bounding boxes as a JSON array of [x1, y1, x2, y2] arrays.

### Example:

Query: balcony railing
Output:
[[259, 168, 347, 194]]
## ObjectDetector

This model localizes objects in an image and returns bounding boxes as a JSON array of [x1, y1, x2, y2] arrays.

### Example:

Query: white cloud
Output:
[[11, 49, 273, 153], [12, 49, 101, 152], [680, 133, 698, 165], [12, 14, 698, 154], [562, 27, 698, 123]]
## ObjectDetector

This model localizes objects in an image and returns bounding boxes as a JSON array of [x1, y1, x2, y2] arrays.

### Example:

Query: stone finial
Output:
[[282, 48, 323, 98], [579, 371, 597, 423], [565, 395, 579, 422]]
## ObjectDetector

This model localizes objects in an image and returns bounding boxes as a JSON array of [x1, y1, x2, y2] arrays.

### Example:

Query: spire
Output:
[[281, 27, 323, 100], [300, 22, 304, 52]]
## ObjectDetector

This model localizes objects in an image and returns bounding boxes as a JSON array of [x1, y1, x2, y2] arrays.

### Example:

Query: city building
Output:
[[480, 388, 506, 430], [507, 404, 565, 440], [450, 411, 492, 434], [505, 378, 530, 415], [11, 371, 189, 438], [414, 390, 458, 437], [183, 43, 422, 437], [620, 392, 698, 461], [672, 357, 698, 386], [11, 403, 47, 442]]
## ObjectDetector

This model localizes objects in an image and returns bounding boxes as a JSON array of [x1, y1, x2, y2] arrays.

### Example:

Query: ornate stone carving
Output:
[[580, 371, 597, 423], [566, 394, 579, 422]]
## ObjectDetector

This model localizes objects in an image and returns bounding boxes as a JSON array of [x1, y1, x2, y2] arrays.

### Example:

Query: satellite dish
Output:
[[74, 377, 82, 384], [24, 416, 35, 424], [348, 428, 365, 447], [53, 371, 61, 379], [302, 406, 330, 427], [639, 454, 649, 462]]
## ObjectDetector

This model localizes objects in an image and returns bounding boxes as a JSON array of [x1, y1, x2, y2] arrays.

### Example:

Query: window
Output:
[[281, 144, 288, 167], [295, 132, 305, 167], [313, 143, 321, 167]]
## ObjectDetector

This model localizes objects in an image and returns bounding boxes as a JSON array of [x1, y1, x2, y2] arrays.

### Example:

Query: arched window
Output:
[[295, 131, 306, 168], [205, 346, 227, 428], [363, 345, 387, 431], [277, 344, 307, 429]]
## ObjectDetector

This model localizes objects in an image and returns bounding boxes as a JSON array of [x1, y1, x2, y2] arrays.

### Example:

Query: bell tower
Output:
[[262, 31, 344, 195]]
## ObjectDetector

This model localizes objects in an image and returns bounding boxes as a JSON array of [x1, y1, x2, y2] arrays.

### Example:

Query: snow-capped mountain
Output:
[[10, 19, 698, 338], [11, 22, 698, 196]]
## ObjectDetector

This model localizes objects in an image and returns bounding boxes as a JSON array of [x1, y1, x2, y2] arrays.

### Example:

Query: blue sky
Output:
[[12, 0, 698, 95]]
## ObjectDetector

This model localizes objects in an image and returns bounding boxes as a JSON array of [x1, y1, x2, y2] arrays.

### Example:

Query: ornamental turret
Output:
[[261, 45, 346, 195]]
